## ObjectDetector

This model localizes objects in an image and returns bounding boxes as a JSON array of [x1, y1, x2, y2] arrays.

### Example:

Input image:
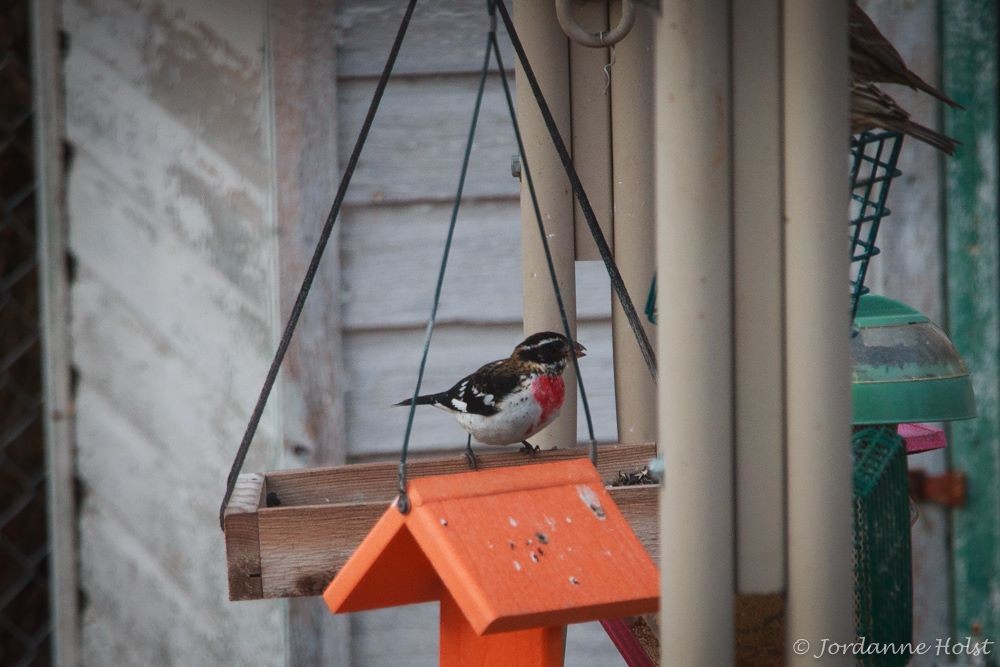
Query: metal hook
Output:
[[396, 461, 410, 514], [555, 0, 635, 48], [603, 43, 616, 95]]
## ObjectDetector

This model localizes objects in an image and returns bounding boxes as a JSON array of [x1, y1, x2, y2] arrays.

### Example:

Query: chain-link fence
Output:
[[0, 1, 52, 665]]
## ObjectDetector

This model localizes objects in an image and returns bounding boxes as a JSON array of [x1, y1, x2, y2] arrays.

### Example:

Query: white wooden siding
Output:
[[64, 0, 285, 664]]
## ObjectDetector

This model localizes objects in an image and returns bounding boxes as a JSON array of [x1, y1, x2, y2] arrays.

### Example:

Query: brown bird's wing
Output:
[[851, 81, 958, 155], [849, 2, 963, 109]]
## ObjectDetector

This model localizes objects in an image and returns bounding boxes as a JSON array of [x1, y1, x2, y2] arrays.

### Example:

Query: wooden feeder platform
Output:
[[223, 442, 658, 601]]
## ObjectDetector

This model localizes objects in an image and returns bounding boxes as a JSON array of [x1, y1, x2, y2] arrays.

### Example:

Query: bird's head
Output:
[[511, 331, 586, 370]]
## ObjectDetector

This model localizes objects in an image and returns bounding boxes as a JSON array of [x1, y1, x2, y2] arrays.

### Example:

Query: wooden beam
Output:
[[32, 0, 80, 663], [225, 473, 266, 600], [225, 444, 659, 601], [942, 0, 1000, 643], [269, 1, 349, 663], [266, 442, 656, 506]]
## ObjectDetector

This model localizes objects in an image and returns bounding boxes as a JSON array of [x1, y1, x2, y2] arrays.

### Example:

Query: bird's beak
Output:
[[573, 342, 587, 358]]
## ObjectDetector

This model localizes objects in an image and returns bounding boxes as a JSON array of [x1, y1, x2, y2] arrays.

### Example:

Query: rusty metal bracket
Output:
[[909, 469, 967, 508]]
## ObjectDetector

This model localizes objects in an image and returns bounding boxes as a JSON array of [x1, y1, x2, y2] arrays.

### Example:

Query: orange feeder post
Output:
[[323, 459, 659, 666]]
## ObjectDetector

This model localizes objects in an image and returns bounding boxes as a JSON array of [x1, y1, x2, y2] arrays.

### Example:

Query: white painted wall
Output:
[[64, 0, 285, 664]]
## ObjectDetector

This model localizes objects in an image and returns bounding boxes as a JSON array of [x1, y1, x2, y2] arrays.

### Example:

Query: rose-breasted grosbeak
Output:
[[395, 331, 586, 468]]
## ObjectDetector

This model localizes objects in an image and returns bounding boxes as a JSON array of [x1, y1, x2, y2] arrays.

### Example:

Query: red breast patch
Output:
[[531, 375, 565, 426]]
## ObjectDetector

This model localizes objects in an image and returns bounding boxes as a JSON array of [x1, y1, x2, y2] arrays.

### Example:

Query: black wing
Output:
[[438, 359, 524, 416]]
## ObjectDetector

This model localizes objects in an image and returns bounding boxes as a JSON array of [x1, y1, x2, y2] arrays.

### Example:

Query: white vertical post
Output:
[[516, 0, 577, 450], [783, 2, 855, 662], [569, 1, 613, 261], [655, 0, 734, 663], [610, 1, 656, 444], [733, 0, 785, 595]]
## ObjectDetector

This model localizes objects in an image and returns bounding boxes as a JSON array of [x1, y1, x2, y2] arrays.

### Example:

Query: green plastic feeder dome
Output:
[[852, 295, 976, 425]]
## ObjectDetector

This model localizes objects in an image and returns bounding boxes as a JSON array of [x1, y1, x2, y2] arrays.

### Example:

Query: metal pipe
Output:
[[556, 0, 635, 47], [655, 0, 734, 662], [733, 0, 785, 595], [570, 1, 613, 261], [516, 0, 577, 450], [610, 0, 656, 444], [783, 2, 855, 662]]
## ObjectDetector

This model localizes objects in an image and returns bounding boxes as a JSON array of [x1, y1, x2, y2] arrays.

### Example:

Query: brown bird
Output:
[[850, 2, 963, 109], [851, 80, 957, 155]]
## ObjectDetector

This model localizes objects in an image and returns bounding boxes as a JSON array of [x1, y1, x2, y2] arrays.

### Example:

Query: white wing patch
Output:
[[450, 398, 468, 412]]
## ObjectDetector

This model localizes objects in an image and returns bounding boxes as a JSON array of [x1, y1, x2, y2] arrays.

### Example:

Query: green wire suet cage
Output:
[[849, 130, 904, 324], [852, 426, 912, 666]]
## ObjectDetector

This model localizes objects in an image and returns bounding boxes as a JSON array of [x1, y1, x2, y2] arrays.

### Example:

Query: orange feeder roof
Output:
[[324, 459, 659, 634]]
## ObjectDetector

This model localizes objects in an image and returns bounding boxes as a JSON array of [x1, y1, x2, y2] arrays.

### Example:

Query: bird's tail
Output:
[[394, 393, 442, 408], [893, 118, 958, 155]]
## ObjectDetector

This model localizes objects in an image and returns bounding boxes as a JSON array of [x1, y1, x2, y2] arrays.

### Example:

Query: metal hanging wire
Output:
[[397, 2, 599, 511], [221, 0, 659, 527], [219, 0, 419, 530], [396, 30, 496, 513], [493, 0, 658, 383]]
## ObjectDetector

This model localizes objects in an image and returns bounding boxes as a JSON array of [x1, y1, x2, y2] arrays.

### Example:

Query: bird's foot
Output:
[[464, 436, 480, 470], [520, 440, 540, 456]]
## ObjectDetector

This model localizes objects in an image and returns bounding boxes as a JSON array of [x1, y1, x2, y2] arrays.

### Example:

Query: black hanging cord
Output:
[[494, 0, 658, 383], [218, 0, 420, 530], [488, 25, 599, 463], [396, 30, 495, 513]]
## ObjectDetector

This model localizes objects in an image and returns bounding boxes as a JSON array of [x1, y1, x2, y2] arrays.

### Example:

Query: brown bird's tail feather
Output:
[[851, 80, 959, 155], [849, 2, 964, 109]]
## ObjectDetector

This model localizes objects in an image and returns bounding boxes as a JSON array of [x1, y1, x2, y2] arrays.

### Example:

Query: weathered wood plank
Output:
[[336, 0, 515, 78], [224, 445, 657, 600], [80, 505, 249, 665], [63, 0, 271, 187], [33, 0, 80, 662], [225, 474, 265, 600], [65, 3, 286, 665], [66, 130, 275, 414], [343, 322, 617, 455], [71, 270, 276, 479], [265, 442, 656, 506], [943, 0, 1000, 644], [258, 502, 389, 598], [243, 484, 657, 600], [340, 202, 614, 330], [270, 1, 352, 662], [338, 75, 519, 204]]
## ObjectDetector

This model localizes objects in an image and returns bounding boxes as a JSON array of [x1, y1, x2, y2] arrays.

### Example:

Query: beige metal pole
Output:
[[655, 0, 734, 662], [733, 0, 785, 595], [610, 1, 656, 444], [783, 2, 855, 662], [515, 0, 577, 450], [569, 1, 612, 261]]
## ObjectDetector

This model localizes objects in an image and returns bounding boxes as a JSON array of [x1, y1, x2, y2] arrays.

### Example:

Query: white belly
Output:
[[452, 390, 556, 446]]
